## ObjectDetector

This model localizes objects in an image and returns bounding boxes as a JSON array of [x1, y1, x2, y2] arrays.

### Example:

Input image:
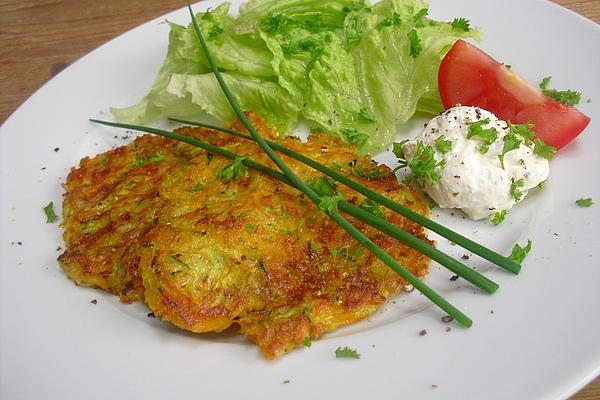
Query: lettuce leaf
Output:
[[112, 0, 481, 153]]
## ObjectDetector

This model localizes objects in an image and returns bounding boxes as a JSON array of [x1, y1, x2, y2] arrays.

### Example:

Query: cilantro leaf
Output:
[[576, 197, 594, 207], [533, 139, 556, 160], [43, 201, 58, 223], [407, 29, 422, 58], [319, 194, 345, 215], [510, 178, 525, 202], [359, 198, 386, 220], [498, 133, 522, 169], [467, 118, 498, 154], [357, 107, 375, 123], [335, 346, 360, 359], [490, 210, 507, 226], [509, 240, 532, 264], [434, 135, 453, 154], [215, 158, 248, 180], [539, 76, 582, 106], [451, 17, 471, 31], [408, 141, 446, 185]]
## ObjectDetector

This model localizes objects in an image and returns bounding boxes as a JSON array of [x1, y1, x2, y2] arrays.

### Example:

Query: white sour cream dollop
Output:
[[402, 106, 549, 220]]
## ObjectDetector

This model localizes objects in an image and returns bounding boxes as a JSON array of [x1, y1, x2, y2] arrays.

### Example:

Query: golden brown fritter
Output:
[[59, 116, 432, 358]]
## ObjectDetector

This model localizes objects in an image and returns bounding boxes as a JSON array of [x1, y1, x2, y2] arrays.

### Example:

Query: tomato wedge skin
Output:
[[438, 39, 590, 149]]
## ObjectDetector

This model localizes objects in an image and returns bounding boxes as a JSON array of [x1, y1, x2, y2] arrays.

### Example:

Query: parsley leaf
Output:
[[215, 158, 248, 180], [498, 133, 522, 169], [509, 240, 532, 264], [351, 164, 387, 180], [510, 178, 525, 202], [434, 135, 453, 154], [451, 17, 471, 31], [467, 118, 498, 154], [359, 199, 386, 220], [207, 25, 224, 41], [319, 194, 345, 215], [539, 76, 582, 106], [43, 201, 58, 223], [340, 128, 369, 148], [335, 346, 360, 359], [408, 142, 446, 185], [357, 107, 375, 123], [508, 122, 535, 146], [407, 29, 422, 57], [490, 210, 507, 226], [303, 337, 312, 348], [392, 140, 409, 162], [576, 197, 594, 207], [376, 12, 401, 30], [533, 139, 556, 160], [310, 176, 337, 197]]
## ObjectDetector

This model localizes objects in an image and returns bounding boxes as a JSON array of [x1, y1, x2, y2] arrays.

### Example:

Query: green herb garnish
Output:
[[539, 76, 581, 106], [509, 240, 532, 264], [311, 176, 337, 196], [408, 141, 446, 185], [215, 157, 248, 180], [451, 17, 471, 31], [340, 128, 369, 148], [407, 29, 421, 57], [533, 139, 556, 160], [303, 337, 312, 348], [508, 122, 534, 143], [467, 118, 497, 154], [335, 346, 360, 359], [510, 178, 525, 202], [43, 202, 58, 223], [357, 107, 375, 123], [359, 198, 386, 220], [376, 12, 401, 30], [498, 133, 522, 169], [207, 25, 224, 41], [576, 198, 594, 207], [434, 135, 452, 154], [490, 210, 507, 226], [319, 194, 345, 215]]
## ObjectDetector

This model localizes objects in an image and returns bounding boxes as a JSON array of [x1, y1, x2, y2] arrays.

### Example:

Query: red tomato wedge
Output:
[[438, 40, 590, 149]]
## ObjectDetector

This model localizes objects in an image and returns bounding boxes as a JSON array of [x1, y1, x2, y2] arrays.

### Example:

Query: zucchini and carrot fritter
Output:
[[59, 117, 432, 358]]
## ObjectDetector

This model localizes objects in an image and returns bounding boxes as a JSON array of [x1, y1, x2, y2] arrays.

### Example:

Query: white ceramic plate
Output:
[[1, 1, 599, 399]]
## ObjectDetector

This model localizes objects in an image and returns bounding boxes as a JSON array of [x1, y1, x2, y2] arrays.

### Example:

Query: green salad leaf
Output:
[[112, 0, 481, 153]]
